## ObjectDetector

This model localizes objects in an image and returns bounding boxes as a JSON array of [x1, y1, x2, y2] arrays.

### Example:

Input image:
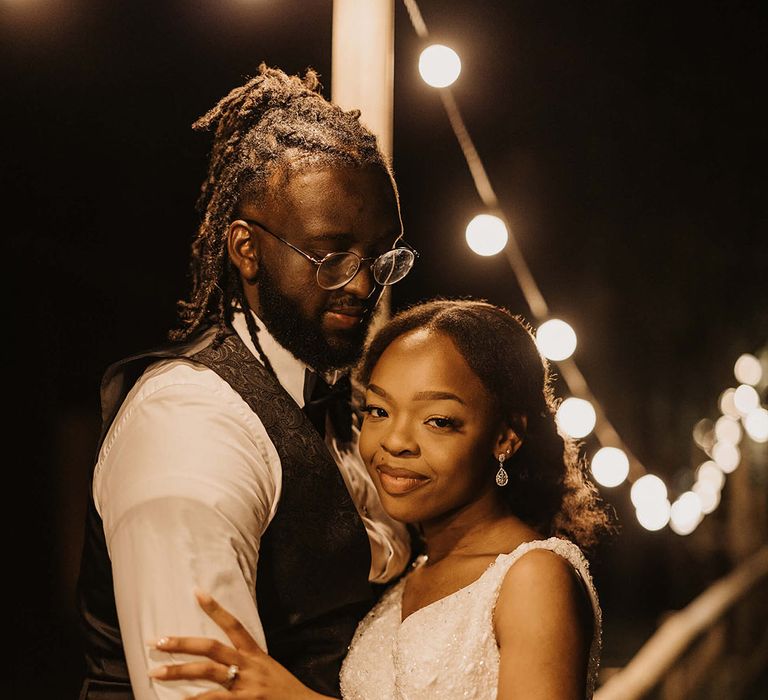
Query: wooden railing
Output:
[[594, 545, 768, 700]]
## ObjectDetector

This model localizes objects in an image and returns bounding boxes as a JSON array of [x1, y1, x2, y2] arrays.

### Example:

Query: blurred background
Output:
[[3, 1, 766, 697]]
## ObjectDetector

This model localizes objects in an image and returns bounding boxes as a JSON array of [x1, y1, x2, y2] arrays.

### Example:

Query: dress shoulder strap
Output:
[[487, 537, 602, 698]]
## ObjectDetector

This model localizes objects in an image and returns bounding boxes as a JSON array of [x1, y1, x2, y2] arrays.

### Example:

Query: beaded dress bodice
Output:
[[339, 537, 602, 699]]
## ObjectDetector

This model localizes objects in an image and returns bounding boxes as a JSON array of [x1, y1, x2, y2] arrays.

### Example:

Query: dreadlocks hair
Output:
[[170, 63, 397, 364], [357, 298, 617, 554]]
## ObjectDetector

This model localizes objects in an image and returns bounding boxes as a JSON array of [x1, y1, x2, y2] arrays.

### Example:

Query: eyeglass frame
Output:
[[236, 217, 419, 291]]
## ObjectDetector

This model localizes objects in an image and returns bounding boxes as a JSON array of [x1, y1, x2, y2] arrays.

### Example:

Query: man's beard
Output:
[[256, 265, 378, 373]]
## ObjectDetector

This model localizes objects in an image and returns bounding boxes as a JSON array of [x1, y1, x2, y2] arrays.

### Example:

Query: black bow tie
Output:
[[302, 370, 353, 444]]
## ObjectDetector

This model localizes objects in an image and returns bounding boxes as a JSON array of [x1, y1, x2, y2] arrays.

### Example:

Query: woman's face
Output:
[[359, 328, 508, 525]]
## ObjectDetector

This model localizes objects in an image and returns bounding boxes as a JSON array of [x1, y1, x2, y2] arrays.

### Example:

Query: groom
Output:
[[76, 65, 413, 699]]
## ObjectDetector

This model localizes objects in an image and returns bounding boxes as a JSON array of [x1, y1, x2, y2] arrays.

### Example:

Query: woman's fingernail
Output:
[[154, 637, 170, 648], [194, 588, 213, 605], [149, 666, 167, 678]]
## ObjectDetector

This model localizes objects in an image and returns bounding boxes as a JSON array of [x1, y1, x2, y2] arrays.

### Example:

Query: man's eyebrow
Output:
[[307, 232, 353, 243], [366, 385, 466, 405], [307, 231, 401, 246]]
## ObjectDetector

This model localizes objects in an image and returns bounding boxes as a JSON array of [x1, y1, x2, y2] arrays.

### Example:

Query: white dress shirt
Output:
[[94, 311, 410, 699]]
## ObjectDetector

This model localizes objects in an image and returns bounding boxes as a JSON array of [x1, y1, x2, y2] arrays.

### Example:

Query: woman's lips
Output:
[[376, 465, 430, 495]]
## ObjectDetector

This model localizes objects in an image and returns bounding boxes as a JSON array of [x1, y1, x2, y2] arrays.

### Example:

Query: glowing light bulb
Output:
[[635, 499, 671, 531], [734, 353, 762, 386], [712, 441, 740, 473], [744, 408, 768, 443], [692, 481, 721, 515], [535, 319, 577, 361], [590, 447, 629, 487], [714, 415, 742, 445], [670, 492, 703, 536], [719, 388, 739, 418], [696, 461, 725, 492], [692, 418, 715, 451], [465, 214, 508, 256], [555, 398, 596, 439], [418, 44, 461, 88], [630, 474, 668, 509], [734, 384, 760, 415]]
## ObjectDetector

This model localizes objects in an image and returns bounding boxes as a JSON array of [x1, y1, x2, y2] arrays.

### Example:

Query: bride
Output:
[[148, 299, 612, 699]]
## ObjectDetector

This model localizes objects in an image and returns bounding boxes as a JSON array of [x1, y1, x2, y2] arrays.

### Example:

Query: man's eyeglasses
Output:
[[238, 218, 418, 291]]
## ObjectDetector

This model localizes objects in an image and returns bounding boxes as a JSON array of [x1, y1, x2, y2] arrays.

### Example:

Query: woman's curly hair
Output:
[[358, 298, 616, 552]]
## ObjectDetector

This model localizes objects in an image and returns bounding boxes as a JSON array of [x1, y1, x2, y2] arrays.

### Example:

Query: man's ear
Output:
[[494, 415, 528, 460], [228, 220, 260, 282]]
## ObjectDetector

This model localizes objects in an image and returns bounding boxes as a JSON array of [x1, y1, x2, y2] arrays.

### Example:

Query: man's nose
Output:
[[342, 262, 377, 299]]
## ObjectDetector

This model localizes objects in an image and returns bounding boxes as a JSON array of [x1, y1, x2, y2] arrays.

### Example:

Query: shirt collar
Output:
[[231, 309, 309, 408]]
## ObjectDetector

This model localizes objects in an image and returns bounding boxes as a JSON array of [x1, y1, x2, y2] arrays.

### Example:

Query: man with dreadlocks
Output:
[[76, 65, 415, 699]]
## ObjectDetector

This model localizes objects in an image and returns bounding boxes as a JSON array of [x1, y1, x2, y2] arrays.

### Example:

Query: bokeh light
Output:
[[669, 491, 704, 535], [535, 319, 577, 361], [734, 384, 760, 415], [465, 214, 508, 256], [635, 498, 671, 531], [712, 441, 740, 473], [692, 418, 715, 451], [744, 407, 768, 443], [719, 388, 739, 418], [734, 353, 762, 386], [418, 44, 461, 87], [693, 481, 721, 515], [714, 415, 742, 445], [696, 460, 725, 492], [590, 447, 630, 487], [555, 398, 596, 439], [630, 474, 668, 509]]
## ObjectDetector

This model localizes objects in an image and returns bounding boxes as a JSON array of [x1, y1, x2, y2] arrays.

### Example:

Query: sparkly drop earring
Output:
[[495, 452, 509, 487]]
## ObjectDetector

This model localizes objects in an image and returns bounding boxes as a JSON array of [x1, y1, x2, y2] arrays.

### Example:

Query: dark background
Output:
[[3, 1, 767, 697]]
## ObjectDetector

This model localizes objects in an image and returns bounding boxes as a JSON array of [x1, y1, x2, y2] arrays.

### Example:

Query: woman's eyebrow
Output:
[[412, 390, 466, 405]]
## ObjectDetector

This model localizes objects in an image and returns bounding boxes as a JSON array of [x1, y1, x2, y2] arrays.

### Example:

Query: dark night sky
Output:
[[3, 1, 767, 697]]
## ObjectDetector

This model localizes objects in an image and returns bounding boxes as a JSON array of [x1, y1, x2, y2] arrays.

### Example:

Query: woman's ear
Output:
[[494, 415, 528, 459], [228, 220, 260, 282]]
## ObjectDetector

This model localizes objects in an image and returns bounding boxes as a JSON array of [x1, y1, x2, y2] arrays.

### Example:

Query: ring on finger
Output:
[[223, 663, 239, 690]]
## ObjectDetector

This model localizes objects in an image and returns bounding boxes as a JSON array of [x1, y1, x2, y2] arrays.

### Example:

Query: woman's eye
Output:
[[426, 416, 456, 430], [362, 405, 388, 419]]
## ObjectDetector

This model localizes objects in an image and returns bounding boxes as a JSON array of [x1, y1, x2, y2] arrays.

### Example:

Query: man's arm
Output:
[[97, 363, 280, 699]]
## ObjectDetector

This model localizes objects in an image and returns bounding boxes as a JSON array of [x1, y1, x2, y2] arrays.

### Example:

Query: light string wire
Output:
[[402, 0, 648, 481]]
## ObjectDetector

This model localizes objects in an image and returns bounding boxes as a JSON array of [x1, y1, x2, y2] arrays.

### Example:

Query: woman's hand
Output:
[[149, 590, 331, 699]]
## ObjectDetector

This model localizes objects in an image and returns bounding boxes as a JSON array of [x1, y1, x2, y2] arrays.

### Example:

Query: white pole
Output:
[[332, 0, 395, 161]]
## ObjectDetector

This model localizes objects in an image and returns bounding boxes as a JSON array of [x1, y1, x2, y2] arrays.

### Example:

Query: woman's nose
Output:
[[380, 419, 419, 456]]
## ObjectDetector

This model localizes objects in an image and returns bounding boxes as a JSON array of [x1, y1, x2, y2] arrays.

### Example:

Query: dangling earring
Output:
[[495, 452, 509, 487]]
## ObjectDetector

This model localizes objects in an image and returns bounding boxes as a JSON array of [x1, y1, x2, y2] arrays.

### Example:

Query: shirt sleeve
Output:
[[95, 361, 281, 700]]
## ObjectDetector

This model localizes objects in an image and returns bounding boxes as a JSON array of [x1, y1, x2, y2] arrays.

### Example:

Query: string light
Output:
[[418, 44, 461, 87], [555, 398, 596, 439], [744, 407, 768, 443], [669, 492, 704, 536], [403, 0, 767, 536], [734, 353, 762, 386], [465, 214, 508, 256], [535, 319, 577, 361], [714, 415, 742, 445], [590, 447, 630, 487], [734, 384, 760, 415], [696, 461, 725, 492]]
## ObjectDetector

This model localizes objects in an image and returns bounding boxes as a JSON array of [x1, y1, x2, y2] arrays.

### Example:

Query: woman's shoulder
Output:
[[486, 537, 595, 624]]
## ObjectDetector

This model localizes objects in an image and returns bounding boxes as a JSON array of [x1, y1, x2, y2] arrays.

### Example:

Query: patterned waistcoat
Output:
[[77, 329, 375, 699]]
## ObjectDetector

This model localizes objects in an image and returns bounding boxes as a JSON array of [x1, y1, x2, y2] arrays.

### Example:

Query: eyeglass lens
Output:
[[316, 248, 415, 290]]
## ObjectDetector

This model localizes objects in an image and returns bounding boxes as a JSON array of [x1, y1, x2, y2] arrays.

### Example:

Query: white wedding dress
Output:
[[340, 537, 602, 699]]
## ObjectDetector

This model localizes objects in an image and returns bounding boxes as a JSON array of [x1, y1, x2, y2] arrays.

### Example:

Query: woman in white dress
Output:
[[149, 299, 613, 699]]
